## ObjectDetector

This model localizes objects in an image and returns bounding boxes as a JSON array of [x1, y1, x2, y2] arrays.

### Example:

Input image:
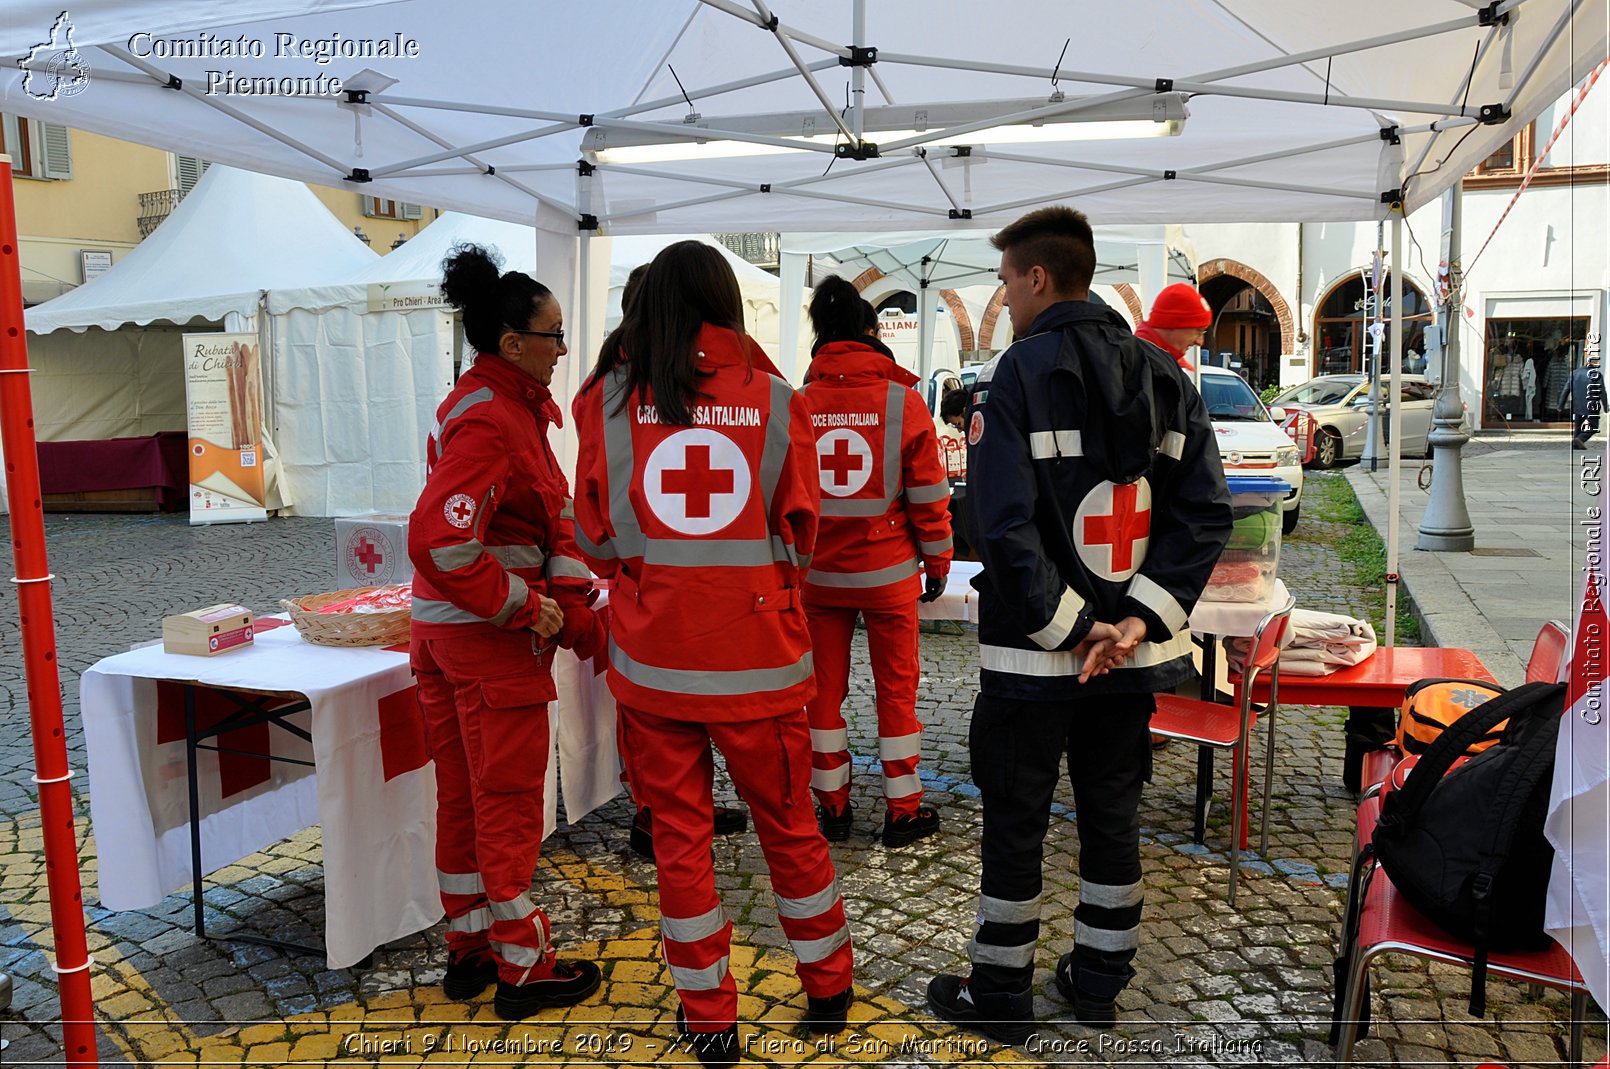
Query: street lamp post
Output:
[[1418, 180, 1476, 551]]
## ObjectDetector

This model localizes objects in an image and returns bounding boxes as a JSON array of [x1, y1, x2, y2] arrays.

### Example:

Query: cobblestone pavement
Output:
[[1, 490, 1604, 1066]]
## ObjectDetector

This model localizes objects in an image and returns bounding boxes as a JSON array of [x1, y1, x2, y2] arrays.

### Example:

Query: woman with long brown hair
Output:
[[572, 241, 853, 1067]]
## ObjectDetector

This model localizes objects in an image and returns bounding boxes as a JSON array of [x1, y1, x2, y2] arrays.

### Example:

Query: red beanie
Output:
[[1145, 283, 1213, 329]]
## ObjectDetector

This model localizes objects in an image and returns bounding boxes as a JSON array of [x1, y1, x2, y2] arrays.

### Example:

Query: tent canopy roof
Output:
[[24, 165, 377, 333], [3, 1, 1603, 232], [784, 225, 1197, 293]]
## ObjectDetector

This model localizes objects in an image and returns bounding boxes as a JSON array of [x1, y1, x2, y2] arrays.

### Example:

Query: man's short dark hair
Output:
[[989, 206, 1096, 295], [940, 388, 968, 422]]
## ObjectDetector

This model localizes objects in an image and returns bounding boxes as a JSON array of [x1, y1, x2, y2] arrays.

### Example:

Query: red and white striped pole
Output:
[[0, 157, 99, 1065]]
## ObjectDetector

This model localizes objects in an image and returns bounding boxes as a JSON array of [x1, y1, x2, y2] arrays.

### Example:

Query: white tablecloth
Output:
[[921, 559, 1288, 640], [80, 621, 622, 969]]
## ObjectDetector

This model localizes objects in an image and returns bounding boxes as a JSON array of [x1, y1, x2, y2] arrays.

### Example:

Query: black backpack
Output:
[[1371, 680, 1565, 1016]]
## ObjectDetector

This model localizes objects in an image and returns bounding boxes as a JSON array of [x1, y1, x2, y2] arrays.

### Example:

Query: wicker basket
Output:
[[280, 586, 413, 647]]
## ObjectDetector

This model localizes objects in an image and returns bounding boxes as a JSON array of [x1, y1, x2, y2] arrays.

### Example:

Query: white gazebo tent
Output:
[[2, 0, 1607, 1027], [22, 165, 378, 444], [265, 217, 790, 513], [779, 226, 1199, 381]]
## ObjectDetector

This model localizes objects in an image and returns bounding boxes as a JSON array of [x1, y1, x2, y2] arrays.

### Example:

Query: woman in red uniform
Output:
[[408, 244, 605, 1021], [798, 277, 953, 846], [573, 242, 853, 1068]]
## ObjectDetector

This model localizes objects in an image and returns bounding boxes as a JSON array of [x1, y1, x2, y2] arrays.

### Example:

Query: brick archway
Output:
[[978, 285, 1007, 349], [1195, 259, 1294, 355], [939, 289, 975, 351], [1112, 284, 1144, 325], [847, 266, 974, 352]]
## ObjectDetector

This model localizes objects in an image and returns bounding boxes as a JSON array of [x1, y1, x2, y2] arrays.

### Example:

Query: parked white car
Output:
[[1200, 366, 1305, 533]]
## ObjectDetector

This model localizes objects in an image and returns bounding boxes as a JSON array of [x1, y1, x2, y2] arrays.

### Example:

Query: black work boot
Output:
[[882, 805, 940, 847], [493, 959, 602, 1020], [805, 986, 854, 1034], [441, 946, 497, 1000], [631, 806, 750, 860], [925, 973, 1034, 1045], [1054, 951, 1134, 1029], [817, 801, 854, 842], [676, 1006, 739, 1067]]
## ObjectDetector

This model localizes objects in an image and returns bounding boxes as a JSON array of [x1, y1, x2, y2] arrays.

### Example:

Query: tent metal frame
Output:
[[54, 0, 1554, 227]]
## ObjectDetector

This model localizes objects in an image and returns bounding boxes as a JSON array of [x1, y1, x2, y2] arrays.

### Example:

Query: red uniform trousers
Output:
[[619, 704, 853, 1030], [805, 601, 924, 817], [411, 629, 558, 986]]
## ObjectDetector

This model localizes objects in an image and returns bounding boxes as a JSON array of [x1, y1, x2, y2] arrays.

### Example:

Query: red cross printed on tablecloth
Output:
[[821, 436, 867, 489], [355, 536, 384, 575], [1083, 482, 1152, 574], [661, 444, 734, 519]]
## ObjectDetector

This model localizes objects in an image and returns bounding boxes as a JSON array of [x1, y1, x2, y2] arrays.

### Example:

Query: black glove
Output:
[[919, 573, 947, 603]]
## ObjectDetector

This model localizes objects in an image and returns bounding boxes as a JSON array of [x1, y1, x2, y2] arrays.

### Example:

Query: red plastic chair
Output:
[[1333, 620, 1588, 1067], [1358, 621, 1568, 797], [1332, 864, 1588, 1066], [1152, 594, 1295, 906]]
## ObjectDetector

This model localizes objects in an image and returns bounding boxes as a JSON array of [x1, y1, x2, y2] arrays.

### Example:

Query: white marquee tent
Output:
[[265, 215, 790, 514], [22, 165, 378, 442]]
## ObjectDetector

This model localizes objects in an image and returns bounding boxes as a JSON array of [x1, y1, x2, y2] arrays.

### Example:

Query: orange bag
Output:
[[1395, 677, 1508, 757]]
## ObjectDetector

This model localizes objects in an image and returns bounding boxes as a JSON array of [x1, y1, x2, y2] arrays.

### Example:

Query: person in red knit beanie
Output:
[[1135, 282, 1213, 372]]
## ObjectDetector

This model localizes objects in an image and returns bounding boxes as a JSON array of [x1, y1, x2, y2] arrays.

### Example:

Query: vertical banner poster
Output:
[[181, 332, 269, 525]]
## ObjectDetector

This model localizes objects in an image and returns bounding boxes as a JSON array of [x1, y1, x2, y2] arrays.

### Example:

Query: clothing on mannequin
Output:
[[1522, 357, 1537, 421]]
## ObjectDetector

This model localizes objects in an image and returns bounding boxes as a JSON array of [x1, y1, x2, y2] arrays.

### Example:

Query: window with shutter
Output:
[[175, 155, 210, 194], [40, 122, 72, 179], [401, 202, 422, 220], [0, 114, 63, 179]]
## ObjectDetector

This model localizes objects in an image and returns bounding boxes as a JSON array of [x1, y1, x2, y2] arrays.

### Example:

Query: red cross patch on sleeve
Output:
[[444, 493, 477, 529]]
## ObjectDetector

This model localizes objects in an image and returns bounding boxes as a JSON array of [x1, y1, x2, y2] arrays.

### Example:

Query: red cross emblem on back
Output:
[[644, 428, 752, 535], [822, 437, 865, 488], [815, 428, 874, 497], [1075, 478, 1153, 580], [662, 444, 734, 518]]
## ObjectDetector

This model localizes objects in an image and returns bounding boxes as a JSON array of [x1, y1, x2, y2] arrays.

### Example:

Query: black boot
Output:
[[492, 959, 601, 1020], [1053, 952, 1134, 1029], [441, 946, 497, 1000], [926, 974, 1034, 1045], [805, 986, 854, 1034], [631, 806, 751, 860], [676, 1006, 739, 1068]]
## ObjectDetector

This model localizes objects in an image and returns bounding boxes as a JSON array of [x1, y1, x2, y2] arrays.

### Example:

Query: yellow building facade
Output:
[[2, 119, 434, 305]]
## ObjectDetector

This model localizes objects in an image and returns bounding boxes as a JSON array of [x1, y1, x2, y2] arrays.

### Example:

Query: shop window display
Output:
[[1483, 316, 1589, 426], [1313, 273, 1433, 377]]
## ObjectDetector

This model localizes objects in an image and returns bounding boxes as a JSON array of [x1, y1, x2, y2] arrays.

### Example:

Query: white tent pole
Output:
[[917, 263, 936, 385], [744, 0, 858, 142], [695, 0, 851, 58], [607, 59, 840, 121], [880, 10, 1491, 92], [972, 176, 1158, 219], [778, 250, 807, 385], [918, 151, 964, 213], [1386, 211, 1405, 647], [362, 122, 578, 179], [779, 187, 955, 216], [98, 45, 350, 173], [370, 103, 573, 214], [1403, 29, 1510, 181], [1503, 0, 1588, 110], [851, 0, 867, 140], [1137, 244, 1166, 317], [532, 203, 582, 480]]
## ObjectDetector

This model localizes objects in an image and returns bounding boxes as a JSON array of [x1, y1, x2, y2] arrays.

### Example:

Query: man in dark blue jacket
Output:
[[928, 207, 1232, 1041]]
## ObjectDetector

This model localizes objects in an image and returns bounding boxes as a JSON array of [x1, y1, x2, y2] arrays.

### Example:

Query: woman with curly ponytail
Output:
[[407, 243, 604, 1021]]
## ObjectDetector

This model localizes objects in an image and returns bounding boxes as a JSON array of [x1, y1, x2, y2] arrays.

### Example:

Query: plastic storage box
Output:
[[335, 513, 414, 589], [1205, 476, 1291, 603]]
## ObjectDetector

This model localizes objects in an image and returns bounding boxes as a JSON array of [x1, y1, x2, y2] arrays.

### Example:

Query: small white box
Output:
[[336, 513, 414, 589]]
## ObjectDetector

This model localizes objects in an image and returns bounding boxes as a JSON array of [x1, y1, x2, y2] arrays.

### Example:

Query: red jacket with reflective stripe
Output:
[[408, 355, 593, 654], [798, 341, 954, 609], [571, 325, 821, 721]]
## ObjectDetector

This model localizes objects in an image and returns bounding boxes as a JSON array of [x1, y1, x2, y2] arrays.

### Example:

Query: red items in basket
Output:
[[314, 585, 413, 615]]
